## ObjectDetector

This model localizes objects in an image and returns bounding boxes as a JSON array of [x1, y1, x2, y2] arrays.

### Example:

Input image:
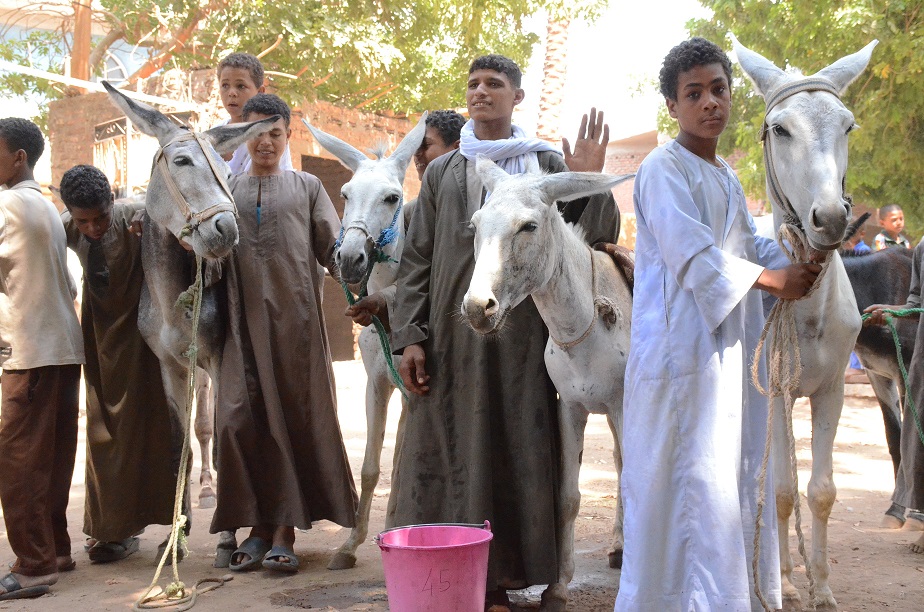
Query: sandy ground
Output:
[[1, 362, 922, 611]]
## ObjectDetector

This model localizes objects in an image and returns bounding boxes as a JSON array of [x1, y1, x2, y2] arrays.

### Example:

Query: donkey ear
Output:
[[202, 115, 280, 155], [102, 81, 181, 145], [302, 119, 368, 172], [731, 34, 791, 99], [387, 111, 428, 174], [538, 172, 634, 204], [814, 40, 878, 94], [475, 156, 511, 193]]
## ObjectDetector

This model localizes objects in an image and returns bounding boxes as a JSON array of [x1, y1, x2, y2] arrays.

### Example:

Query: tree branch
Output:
[[88, 28, 125, 70]]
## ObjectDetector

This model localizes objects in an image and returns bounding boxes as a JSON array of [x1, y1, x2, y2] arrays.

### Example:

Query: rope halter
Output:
[[759, 77, 850, 232], [152, 131, 238, 240], [334, 200, 403, 266]]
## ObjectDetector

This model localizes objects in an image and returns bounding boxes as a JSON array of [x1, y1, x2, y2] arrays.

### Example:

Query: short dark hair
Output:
[[242, 93, 290, 128], [217, 52, 264, 88], [60, 165, 112, 210], [659, 37, 733, 101], [879, 204, 903, 219], [0, 117, 45, 168], [469, 54, 522, 88], [426, 110, 466, 147]]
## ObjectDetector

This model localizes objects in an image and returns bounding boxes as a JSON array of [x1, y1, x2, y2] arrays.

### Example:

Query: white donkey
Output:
[[302, 115, 428, 570], [734, 39, 875, 610], [104, 82, 275, 561], [461, 157, 632, 611]]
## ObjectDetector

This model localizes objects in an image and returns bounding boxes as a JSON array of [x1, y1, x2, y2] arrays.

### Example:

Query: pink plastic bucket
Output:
[[376, 521, 493, 611]]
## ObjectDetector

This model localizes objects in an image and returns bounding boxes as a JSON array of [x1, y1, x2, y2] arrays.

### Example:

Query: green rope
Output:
[[860, 307, 924, 449], [135, 255, 229, 611], [340, 251, 408, 401]]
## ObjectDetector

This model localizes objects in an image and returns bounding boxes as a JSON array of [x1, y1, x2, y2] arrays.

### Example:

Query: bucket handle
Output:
[[374, 520, 491, 545]]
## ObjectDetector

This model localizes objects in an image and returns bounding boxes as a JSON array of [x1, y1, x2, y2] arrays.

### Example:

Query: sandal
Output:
[[89, 537, 140, 563], [262, 545, 299, 573], [0, 573, 50, 601], [229, 537, 271, 572]]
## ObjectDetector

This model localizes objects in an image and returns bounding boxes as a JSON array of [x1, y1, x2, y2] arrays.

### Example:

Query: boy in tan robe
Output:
[[59, 165, 176, 563], [211, 94, 357, 574]]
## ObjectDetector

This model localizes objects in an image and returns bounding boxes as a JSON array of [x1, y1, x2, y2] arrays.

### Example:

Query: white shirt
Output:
[[0, 181, 84, 369]]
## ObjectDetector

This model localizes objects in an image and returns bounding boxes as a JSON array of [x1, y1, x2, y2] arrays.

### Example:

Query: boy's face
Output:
[[68, 198, 114, 241], [413, 126, 459, 179], [245, 113, 290, 172], [881, 210, 905, 236], [0, 137, 26, 187], [219, 67, 264, 122], [666, 62, 731, 142], [466, 69, 524, 125]]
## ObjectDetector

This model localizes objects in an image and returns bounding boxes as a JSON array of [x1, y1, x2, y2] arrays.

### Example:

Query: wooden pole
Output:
[[70, 1, 92, 91]]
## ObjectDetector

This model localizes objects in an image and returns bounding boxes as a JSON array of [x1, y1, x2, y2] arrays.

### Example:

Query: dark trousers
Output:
[[0, 364, 80, 576]]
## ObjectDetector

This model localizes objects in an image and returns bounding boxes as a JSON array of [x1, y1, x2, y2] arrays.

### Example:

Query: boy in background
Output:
[[216, 52, 294, 174], [615, 39, 820, 611], [59, 165, 176, 564], [0, 118, 84, 601], [874, 204, 910, 250]]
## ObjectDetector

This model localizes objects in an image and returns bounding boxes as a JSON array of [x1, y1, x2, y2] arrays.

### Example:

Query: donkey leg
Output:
[[194, 368, 216, 508], [772, 396, 802, 610], [329, 339, 394, 570], [605, 408, 624, 569], [541, 401, 588, 612], [806, 389, 843, 611]]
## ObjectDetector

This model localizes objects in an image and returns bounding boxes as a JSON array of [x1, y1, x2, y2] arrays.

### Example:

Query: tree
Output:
[[682, 1, 924, 237], [534, 1, 607, 142], [1, 0, 586, 119]]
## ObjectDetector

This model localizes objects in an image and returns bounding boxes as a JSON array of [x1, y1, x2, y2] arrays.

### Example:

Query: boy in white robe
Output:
[[615, 38, 821, 612]]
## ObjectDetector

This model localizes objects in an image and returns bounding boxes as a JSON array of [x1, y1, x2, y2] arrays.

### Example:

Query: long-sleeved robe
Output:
[[62, 203, 176, 542], [389, 149, 619, 590], [893, 240, 924, 512], [210, 171, 358, 533], [615, 140, 783, 611]]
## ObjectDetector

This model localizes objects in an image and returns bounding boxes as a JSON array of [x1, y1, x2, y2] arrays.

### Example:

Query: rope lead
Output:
[[135, 255, 228, 611]]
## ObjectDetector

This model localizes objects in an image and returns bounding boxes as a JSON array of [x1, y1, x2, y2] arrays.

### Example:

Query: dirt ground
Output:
[[1, 361, 922, 611]]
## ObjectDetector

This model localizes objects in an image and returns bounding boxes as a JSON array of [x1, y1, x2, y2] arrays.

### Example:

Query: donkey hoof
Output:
[[198, 490, 216, 509], [327, 551, 357, 570], [539, 585, 568, 612], [608, 549, 623, 569]]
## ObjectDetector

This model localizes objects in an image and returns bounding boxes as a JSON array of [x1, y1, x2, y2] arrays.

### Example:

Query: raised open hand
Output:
[[562, 107, 610, 173]]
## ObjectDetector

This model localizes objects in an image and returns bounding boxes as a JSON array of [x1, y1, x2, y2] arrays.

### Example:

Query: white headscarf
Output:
[[458, 120, 559, 176]]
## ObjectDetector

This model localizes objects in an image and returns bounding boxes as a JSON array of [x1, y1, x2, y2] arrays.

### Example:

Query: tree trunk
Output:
[[536, 17, 570, 142], [70, 1, 92, 90]]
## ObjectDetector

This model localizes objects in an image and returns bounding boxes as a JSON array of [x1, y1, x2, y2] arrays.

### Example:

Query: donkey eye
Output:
[[846, 123, 859, 135], [384, 194, 400, 205], [518, 222, 538, 233], [173, 156, 192, 166], [771, 124, 790, 138], [340, 192, 348, 201]]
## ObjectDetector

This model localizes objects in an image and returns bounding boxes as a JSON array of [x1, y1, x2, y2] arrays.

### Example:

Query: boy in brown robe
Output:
[[389, 55, 619, 609], [59, 165, 176, 563], [211, 94, 357, 574]]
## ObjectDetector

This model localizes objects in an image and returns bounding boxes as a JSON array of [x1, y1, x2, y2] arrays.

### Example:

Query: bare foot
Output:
[[0, 571, 59, 596], [57, 556, 76, 571], [881, 514, 904, 529], [911, 533, 924, 554], [902, 516, 924, 531]]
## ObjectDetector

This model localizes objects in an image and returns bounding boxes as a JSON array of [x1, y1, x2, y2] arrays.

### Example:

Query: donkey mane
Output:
[[366, 141, 390, 160]]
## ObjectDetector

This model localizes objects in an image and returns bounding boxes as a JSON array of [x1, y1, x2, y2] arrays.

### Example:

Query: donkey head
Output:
[[733, 36, 877, 251], [303, 113, 428, 284], [462, 156, 631, 335], [103, 81, 278, 259]]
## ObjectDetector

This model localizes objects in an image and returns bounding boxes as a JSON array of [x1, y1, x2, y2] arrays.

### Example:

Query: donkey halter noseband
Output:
[[153, 131, 237, 239]]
